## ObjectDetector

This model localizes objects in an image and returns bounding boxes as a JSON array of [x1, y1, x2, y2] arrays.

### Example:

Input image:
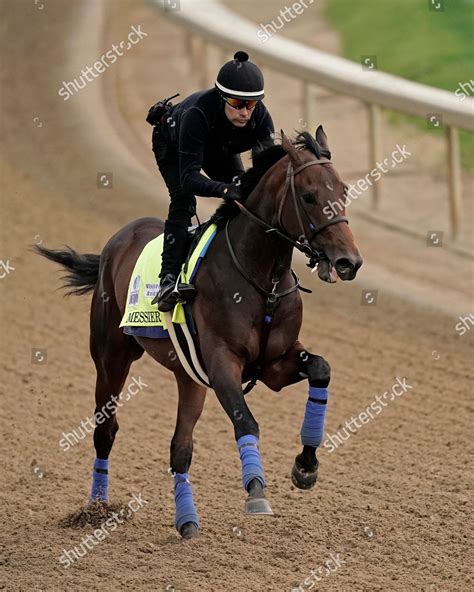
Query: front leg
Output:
[[260, 342, 331, 490], [205, 346, 273, 516]]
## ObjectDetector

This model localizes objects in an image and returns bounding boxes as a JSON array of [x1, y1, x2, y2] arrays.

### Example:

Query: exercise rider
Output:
[[149, 50, 275, 312]]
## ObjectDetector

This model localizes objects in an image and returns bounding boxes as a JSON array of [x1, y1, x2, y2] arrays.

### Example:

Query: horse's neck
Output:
[[228, 174, 293, 284]]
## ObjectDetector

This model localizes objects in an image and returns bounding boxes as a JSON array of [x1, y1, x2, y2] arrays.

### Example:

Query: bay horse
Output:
[[36, 127, 362, 539]]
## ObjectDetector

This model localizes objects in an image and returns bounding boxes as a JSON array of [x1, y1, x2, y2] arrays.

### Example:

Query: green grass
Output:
[[324, 0, 474, 169]]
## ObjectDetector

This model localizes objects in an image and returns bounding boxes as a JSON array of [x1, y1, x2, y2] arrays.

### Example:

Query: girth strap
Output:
[[242, 286, 286, 394]]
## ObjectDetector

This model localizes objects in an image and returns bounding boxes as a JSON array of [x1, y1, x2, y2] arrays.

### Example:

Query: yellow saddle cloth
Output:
[[120, 223, 217, 331]]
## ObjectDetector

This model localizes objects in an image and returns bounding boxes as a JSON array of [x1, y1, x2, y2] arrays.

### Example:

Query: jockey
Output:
[[150, 50, 275, 312]]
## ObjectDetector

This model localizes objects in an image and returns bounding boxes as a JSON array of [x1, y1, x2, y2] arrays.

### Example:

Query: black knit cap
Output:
[[215, 51, 265, 100]]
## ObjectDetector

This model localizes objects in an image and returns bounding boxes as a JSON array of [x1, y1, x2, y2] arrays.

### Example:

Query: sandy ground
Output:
[[0, 1, 472, 591]]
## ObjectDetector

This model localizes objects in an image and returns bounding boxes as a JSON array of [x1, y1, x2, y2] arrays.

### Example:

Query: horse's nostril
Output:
[[335, 258, 354, 272], [335, 256, 363, 274]]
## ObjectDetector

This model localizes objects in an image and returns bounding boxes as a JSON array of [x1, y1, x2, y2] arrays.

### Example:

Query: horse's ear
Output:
[[281, 129, 304, 166], [315, 125, 330, 152]]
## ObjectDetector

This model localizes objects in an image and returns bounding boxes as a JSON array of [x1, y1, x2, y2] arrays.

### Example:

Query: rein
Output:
[[225, 158, 348, 394]]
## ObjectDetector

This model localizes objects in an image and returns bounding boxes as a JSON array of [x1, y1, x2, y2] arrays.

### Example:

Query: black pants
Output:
[[152, 126, 244, 279]]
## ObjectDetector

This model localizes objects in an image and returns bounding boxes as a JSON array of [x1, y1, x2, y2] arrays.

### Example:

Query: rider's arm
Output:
[[251, 106, 275, 162], [178, 107, 227, 197]]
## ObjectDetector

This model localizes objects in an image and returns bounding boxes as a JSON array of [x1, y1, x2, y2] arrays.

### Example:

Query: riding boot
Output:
[[153, 221, 196, 312]]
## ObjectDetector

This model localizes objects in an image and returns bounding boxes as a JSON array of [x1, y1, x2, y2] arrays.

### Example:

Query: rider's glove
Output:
[[221, 183, 241, 201]]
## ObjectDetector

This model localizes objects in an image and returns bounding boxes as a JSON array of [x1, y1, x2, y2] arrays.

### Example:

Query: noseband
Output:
[[234, 157, 348, 267]]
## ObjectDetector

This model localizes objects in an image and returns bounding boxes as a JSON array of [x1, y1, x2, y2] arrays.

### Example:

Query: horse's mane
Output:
[[209, 130, 331, 229]]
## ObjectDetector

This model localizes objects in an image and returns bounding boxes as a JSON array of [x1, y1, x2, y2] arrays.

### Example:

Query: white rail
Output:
[[153, 0, 474, 239]]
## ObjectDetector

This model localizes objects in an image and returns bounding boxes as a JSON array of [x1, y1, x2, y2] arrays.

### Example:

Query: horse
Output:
[[36, 126, 362, 539]]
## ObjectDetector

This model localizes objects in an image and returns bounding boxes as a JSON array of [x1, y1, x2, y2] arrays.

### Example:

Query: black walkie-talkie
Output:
[[146, 92, 180, 126]]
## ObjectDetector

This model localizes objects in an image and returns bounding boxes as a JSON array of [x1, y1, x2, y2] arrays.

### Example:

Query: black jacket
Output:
[[158, 88, 275, 197]]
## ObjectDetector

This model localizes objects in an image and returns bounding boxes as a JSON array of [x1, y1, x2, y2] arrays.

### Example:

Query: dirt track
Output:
[[0, 1, 472, 591]]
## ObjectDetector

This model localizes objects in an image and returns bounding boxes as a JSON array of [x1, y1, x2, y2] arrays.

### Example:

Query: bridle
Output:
[[232, 158, 348, 269], [224, 156, 349, 395]]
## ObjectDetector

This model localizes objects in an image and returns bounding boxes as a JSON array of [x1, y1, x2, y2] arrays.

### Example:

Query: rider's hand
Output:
[[221, 183, 241, 201]]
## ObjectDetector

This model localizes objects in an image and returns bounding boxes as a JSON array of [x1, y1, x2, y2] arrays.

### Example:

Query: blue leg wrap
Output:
[[237, 434, 265, 491], [174, 473, 199, 532], [90, 458, 109, 502], [300, 386, 328, 447]]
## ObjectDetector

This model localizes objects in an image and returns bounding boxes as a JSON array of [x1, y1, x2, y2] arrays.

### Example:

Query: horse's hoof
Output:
[[180, 522, 199, 539], [291, 461, 318, 490], [244, 496, 274, 515]]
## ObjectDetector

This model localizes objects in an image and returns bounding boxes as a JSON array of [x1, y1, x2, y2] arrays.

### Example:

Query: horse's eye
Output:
[[302, 193, 316, 204]]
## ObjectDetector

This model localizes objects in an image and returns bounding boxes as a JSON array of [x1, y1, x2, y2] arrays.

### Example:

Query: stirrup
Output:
[[176, 282, 197, 302], [152, 276, 196, 310], [151, 275, 177, 306]]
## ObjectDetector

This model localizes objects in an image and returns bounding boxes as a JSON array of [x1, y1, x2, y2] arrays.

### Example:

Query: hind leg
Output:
[[260, 341, 331, 490], [88, 287, 144, 502], [132, 337, 206, 537], [169, 370, 207, 539]]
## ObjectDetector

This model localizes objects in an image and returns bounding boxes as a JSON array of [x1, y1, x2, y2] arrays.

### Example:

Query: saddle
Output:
[[178, 219, 216, 297]]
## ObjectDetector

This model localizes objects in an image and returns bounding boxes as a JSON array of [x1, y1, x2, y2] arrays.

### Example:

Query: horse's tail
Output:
[[34, 245, 100, 296]]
